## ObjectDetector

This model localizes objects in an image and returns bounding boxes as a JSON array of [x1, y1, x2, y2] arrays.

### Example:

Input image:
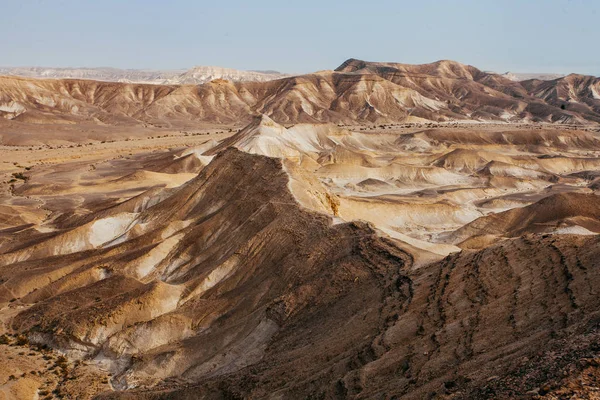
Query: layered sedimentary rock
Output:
[[1, 59, 599, 125]]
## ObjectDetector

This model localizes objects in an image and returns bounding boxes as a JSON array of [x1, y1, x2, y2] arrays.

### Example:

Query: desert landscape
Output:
[[0, 57, 599, 400]]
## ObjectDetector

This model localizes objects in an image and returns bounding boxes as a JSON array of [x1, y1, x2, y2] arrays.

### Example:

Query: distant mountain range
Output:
[[0, 66, 290, 85], [1, 59, 599, 125], [498, 72, 566, 81], [0, 65, 576, 85]]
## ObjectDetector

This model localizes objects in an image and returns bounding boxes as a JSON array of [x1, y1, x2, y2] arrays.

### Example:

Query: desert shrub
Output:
[[15, 334, 29, 346], [0, 334, 9, 344], [56, 355, 68, 369], [12, 172, 28, 182]]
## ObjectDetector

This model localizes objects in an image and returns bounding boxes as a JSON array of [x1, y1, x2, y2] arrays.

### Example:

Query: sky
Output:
[[1, 0, 598, 75]]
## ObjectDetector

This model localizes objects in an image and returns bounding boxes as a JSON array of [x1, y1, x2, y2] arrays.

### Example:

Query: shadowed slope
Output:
[[97, 233, 600, 399], [1, 148, 411, 393], [523, 74, 600, 123]]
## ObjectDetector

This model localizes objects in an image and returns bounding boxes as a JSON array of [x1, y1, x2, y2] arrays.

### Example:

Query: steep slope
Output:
[[204, 117, 600, 256], [335, 59, 577, 123], [446, 192, 600, 246], [522, 74, 600, 123], [0, 148, 411, 393], [1, 124, 600, 398], [97, 233, 600, 399], [2, 59, 599, 126], [0, 75, 178, 125], [206, 114, 397, 159]]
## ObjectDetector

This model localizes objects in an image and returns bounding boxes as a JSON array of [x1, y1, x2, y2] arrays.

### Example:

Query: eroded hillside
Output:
[[1, 59, 599, 126], [0, 108, 599, 398]]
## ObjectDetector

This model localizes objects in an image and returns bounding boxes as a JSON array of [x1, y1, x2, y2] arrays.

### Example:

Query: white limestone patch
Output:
[[129, 233, 184, 279], [89, 213, 139, 247], [380, 226, 461, 256], [553, 225, 597, 235], [180, 254, 241, 304], [591, 85, 600, 100], [0, 101, 26, 113]]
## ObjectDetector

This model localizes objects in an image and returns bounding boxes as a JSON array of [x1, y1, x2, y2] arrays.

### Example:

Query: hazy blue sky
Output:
[[1, 0, 598, 75]]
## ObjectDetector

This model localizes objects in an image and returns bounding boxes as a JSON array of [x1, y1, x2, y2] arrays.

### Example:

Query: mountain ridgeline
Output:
[[0, 59, 599, 126]]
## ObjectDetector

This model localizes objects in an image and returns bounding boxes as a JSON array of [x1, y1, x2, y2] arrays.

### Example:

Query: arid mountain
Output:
[[335, 59, 600, 124], [207, 116, 600, 254], [500, 72, 565, 82], [1, 138, 599, 399], [1, 61, 600, 399], [98, 233, 600, 399], [1, 59, 600, 126], [164, 66, 289, 85], [0, 66, 289, 85], [522, 74, 600, 122], [446, 192, 600, 247], [0, 148, 411, 394], [0, 67, 185, 84]]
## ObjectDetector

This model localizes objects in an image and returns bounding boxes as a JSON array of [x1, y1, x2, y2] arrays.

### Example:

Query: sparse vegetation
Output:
[[12, 172, 29, 181], [0, 334, 9, 344], [15, 335, 29, 346]]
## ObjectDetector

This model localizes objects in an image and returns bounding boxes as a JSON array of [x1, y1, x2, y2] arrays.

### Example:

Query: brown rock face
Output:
[[96, 232, 600, 399], [1, 149, 411, 393]]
